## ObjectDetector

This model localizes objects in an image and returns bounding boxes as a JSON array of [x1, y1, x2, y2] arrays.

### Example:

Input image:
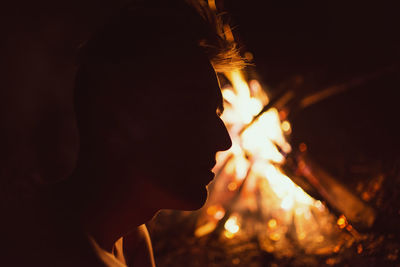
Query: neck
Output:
[[72, 159, 157, 252], [71, 145, 190, 251]]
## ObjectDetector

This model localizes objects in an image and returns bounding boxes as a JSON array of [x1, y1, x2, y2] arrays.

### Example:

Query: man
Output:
[[18, 1, 242, 266]]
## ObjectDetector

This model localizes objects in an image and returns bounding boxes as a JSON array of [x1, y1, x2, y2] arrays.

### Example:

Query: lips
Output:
[[190, 157, 216, 170], [194, 168, 215, 185], [181, 157, 216, 184], [201, 159, 216, 183]]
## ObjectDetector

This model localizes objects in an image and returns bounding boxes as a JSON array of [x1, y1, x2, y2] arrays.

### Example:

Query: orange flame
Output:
[[197, 66, 350, 255]]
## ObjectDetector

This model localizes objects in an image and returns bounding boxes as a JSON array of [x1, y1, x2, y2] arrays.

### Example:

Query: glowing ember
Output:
[[281, 120, 291, 133], [224, 215, 240, 236], [227, 182, 238, 191], [357, 244, 363, 254], [269, 233, 281, 241], [241, 109, 291, 163], [194, 221, 217, 237], [337, 215, 348, 229], [206, 205, 225, 220], [299, 142, 308, 152], [224, 216, 240, 233], [267, 219, 277, 229]]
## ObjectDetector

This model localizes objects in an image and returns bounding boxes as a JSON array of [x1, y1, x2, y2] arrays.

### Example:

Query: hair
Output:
[[73, 0, 245, 150], [184, 0, 246, 73], [77, 0, 245, 74]]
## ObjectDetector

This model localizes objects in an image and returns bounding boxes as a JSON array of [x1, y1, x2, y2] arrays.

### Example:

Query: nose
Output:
[[215, 117, 232, 152]]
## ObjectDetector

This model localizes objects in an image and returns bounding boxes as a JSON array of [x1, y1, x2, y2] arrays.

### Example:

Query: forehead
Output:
[[152, 51, 222, 110]]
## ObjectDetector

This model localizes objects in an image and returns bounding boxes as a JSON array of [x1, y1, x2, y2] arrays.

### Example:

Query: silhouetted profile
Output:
[[4, 1, 243, 266]]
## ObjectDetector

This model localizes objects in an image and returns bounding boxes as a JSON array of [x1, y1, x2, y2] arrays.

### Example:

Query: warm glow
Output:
[[281, 120, 291, 133], [244, 52, 254, 62], [316, 235, 324, 243], [281, 195, 295, 210], [206, 205, 225, 220], [218, 69, 316, 226], [221, 70, 265, 126], [227, 182, 238, 191], [314, 200, 324, 211], [214, 210, 225, 220], [207, 0, 216, 11], [222, 89, 236, 104], [298, 232, 306, 240], [241, 108, 292, 163], [206, 205, 218, 215], [357, 244, 363, 254], [224, 231, 235, 239], [234, 155, 249, 180], [188, 5, 358, 259], [197, 65, 348, 256], [269, 233, 281, 241], [337, 215, 348, 229], [333, 245, 341, 253], [267, 219, 277, 229], [194, 222, 217, 237], [253, 163, 314, 206], [224, 216, 240, 234], [218, 69, 319, 234], [299, 142, 308, 152], [223, 24, 234, 42]]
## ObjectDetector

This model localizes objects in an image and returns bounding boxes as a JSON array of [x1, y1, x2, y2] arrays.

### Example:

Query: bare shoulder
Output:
[[123, 225, 156, 267]]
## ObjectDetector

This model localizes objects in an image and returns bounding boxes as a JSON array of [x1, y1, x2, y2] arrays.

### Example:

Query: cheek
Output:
[[154, 113, 207, 143], [165, 117, 217, 155], [135, 109, 220, 163]]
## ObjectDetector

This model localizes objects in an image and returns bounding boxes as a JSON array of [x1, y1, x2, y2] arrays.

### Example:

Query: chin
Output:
[[174, 185, 209, 211], [150, 169, 213, 211]]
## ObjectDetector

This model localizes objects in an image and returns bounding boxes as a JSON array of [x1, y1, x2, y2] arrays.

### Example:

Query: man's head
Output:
[[74, 2, 239, 211]]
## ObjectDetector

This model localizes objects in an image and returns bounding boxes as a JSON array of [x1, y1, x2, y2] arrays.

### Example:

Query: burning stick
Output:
[[241, 66, 396, 134], [298, 67, 394, 109], [297, 154, 376, 230], [239, 89, 295, 134]]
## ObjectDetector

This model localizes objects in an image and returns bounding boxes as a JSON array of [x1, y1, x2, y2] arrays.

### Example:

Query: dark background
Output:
[[227, 1, 399, 86], [224, 1, 400, 177]]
